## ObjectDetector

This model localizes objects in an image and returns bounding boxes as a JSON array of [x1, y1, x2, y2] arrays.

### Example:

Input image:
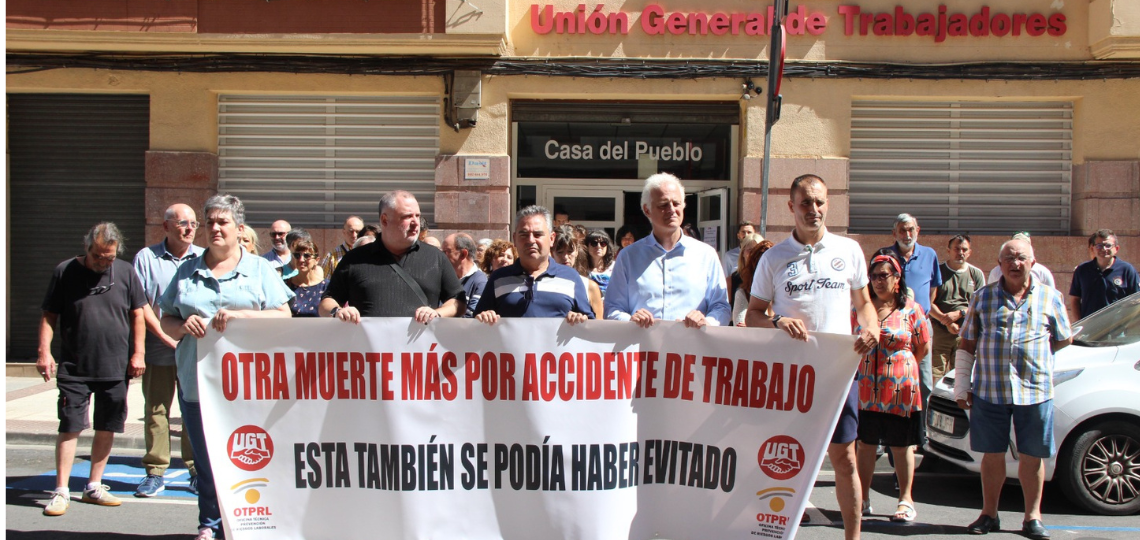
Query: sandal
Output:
[[861, 499, 873, 516], [891, 501, 917, 522]]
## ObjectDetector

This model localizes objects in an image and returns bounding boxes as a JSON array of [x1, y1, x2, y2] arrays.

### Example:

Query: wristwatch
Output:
[[770, 314, 783, 325], [330, 306, 341, 318]]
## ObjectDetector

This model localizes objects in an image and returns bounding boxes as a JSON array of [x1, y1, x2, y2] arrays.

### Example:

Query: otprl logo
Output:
[[756, 486, 797, 527], [228, 425, 274, 471], [758, 435, 804, 480]]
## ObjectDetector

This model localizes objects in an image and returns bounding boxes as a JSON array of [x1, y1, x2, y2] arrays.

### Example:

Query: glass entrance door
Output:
[[542, 187, 623, 238]]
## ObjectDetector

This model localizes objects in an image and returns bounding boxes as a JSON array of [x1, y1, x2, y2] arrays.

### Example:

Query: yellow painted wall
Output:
[[8, 68, 1140, 162]]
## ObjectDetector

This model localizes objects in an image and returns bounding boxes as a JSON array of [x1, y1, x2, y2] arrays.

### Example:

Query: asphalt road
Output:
[[6, 445, 1138, 539]]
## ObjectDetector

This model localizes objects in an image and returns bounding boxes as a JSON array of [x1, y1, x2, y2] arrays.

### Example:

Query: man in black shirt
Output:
[[321, 191, 463, 323], [38, 222, 148, 516]]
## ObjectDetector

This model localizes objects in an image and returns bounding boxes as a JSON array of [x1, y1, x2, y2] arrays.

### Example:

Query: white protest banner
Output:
[[197, 318, 860, 540]]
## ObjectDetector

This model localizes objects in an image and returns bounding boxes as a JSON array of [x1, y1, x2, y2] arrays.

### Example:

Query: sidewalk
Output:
[[6, 363, 184, 450]]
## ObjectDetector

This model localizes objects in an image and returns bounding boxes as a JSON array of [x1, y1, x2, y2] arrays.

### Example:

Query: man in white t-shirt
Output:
[[746, 174, 879, 540]]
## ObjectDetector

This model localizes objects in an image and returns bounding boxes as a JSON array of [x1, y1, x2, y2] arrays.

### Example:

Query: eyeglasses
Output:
[[293, 253, 317, 261], [1000, 255, 1032, 263], [1095, 243, 1117, 250], [168, 219, 199, 230], [89, 253, 116, 263], [89, 265, 115, 295], [346, 228, 363, 235], [870, 272, 897, 281], [270, 231, 288, 237]]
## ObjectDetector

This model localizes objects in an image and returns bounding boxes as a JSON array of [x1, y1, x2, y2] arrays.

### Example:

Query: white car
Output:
[[926, 291, 1140, 515]]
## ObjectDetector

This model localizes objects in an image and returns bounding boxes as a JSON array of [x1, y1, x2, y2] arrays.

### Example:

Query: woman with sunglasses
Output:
[[852, 249, 931, 524], [158, 194, 293, 540], [552, 226, 604, 317], [585, 230, 616, 296], [286, 238, 328, 318]]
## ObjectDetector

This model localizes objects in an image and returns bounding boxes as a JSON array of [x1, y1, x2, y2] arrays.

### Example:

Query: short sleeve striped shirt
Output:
[[959, 278, 1073, 405]]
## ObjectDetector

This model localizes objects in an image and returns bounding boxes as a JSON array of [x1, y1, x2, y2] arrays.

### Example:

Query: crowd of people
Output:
[[34, 171, 1139, 539]]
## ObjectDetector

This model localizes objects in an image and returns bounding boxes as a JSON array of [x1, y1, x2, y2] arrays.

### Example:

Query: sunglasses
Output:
[[293, 253, 317, 261], [588, 239, 608, 247]]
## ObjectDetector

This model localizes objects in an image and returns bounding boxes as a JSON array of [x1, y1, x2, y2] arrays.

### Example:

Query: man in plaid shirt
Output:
[[953, 238, 1073, 540]]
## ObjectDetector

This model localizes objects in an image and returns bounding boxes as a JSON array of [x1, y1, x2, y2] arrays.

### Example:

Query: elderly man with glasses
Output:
[[131, 203, 205, 497], [955, 238, 1072, 539], [38, 222, 149, 517], [262, 219, 292, 271], [1068, 228, 1140, 322]]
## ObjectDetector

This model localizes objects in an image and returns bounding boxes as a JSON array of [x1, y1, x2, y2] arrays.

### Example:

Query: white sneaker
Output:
[[43, 490, 70, 516], [81, 484, 122, 506], [195, 527, 216, 540]]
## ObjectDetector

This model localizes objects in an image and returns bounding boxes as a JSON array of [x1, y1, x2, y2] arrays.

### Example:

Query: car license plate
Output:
[[930, 410, 955, 433]]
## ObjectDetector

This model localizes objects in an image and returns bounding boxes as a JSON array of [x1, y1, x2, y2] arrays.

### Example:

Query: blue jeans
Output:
[[179, 393, 224, 538]]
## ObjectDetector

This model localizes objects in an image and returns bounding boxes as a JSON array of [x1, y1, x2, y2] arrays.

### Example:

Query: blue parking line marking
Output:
[[6, 458, 197, 499], [1046, 525, 1140, 532]]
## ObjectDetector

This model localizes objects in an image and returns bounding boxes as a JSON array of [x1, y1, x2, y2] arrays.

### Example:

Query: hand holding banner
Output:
[[197, 318, 860, 540]]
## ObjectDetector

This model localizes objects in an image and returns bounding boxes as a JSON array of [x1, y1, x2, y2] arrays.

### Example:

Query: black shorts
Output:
[[857, 409, 922, 447], [56, 378, 129, 433]]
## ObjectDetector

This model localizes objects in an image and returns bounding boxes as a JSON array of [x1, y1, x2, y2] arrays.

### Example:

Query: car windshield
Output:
[[1071, 291, 1140, 347]]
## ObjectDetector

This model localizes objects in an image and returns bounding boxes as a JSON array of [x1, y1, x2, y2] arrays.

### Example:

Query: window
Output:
[[850, 100, 1072, 235], [218, 95, 440, 228]]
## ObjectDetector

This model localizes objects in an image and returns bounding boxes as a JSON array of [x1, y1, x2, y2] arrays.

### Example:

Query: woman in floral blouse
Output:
[[853, 249, 931, 523]]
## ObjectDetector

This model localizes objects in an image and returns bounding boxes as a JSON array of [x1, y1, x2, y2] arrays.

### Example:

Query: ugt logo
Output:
[[758, 435, 804, 481], [227, 425, 274, 472]]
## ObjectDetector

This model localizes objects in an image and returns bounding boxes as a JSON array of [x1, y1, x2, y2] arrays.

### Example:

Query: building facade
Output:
[[7, 0, 1140, 358]]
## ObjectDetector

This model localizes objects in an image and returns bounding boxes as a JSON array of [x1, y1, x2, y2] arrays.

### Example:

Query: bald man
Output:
[[955, 239, 1072, 539], [321, 215, 365, 276], [132, 204, 204, 497], [262, 219, 292, 271]]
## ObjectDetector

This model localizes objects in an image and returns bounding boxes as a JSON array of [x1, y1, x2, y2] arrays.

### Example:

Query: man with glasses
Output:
[[473, 206, 593, 324], [131, 204, 204, 497], [605, 173, 730, 328], [988, 232, 1056, 290], [954, 238, 1072, 539], [38, 222, 149, 517], [442, 232, 487, 318], [1068, 228, 1139, 321], [262, 219, 292, 271], [321, 215, 365, 276]]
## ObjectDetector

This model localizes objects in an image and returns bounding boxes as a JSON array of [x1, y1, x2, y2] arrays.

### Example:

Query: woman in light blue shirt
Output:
[[159, 194, 292, 540]]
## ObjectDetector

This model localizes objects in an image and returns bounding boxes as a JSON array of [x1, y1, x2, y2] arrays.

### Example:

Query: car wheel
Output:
[[1057, 420, 1140, 515]]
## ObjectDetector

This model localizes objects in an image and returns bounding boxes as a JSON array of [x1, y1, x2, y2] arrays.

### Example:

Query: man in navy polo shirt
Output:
[[883, 213, 942, 440], [474, 205, 593, 324], [1068, 228, 1139, 321]]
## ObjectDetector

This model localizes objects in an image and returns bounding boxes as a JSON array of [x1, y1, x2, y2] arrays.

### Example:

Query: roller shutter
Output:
[[7, 93, 149, 360], [850, 100, 1072, 235], [218, 95, 441, 228]]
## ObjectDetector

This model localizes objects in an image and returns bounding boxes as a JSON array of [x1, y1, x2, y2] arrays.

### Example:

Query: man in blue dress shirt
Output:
[[882, 213, 942, 436], [474, 205, 592, 324], [605, 173, 731, 328]]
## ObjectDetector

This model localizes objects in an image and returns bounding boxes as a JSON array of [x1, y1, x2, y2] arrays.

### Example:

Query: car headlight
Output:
[[1053, 368, 1084, 386]]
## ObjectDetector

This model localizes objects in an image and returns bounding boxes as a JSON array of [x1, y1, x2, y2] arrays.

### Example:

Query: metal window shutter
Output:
[[218, 95, 441, 229], [7, 93, 149, 360], [849, 100, 1072, 235]]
